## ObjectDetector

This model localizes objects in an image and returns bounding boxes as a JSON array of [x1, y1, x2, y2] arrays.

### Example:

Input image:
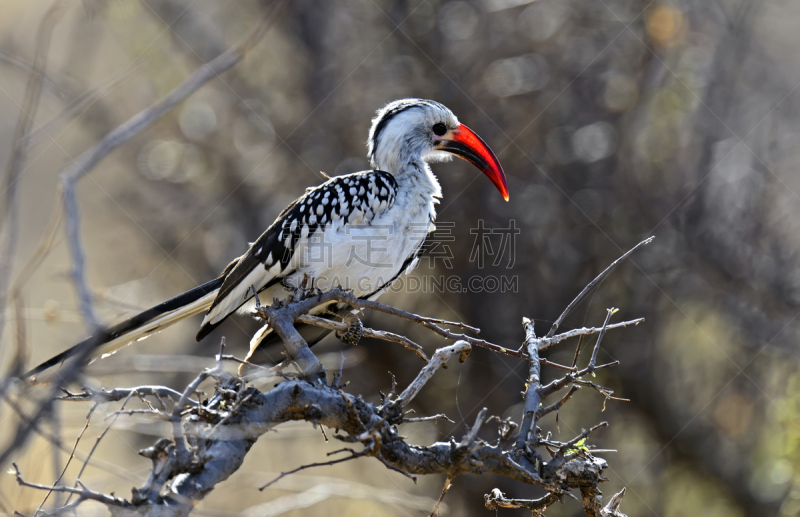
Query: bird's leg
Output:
[[308, 276, 321, 297], [337, 311, 363, 346], [280, 276, 309, 301], [297, 274, 323, 299], [250, 286, 267, 319]]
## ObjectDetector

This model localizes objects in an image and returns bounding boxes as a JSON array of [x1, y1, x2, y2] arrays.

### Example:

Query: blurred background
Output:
[[0, 0, 799, 515]]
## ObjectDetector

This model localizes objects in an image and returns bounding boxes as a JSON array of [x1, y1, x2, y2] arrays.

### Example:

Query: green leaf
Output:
[[566, 437, 590, 455]]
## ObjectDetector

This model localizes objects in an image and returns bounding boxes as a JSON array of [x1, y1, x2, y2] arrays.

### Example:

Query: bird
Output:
[[26, 98, 509, 380]]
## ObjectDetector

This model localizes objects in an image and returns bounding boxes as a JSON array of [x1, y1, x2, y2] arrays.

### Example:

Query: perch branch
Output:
[[14, 242, 646, 516], [296, 313, 428, 361]]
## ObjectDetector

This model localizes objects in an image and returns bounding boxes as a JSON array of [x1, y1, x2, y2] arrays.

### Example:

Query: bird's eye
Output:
[[432, 123, 447, 136]]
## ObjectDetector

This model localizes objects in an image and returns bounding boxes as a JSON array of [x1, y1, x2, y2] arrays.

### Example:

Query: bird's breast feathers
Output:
[[200, 170, 436, 331]]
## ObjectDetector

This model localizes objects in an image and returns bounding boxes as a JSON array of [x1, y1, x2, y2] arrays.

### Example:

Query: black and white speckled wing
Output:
[[195, 170, 398, 340]]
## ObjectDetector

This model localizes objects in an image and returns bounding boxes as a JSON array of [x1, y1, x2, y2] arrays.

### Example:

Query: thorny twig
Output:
[[12, 463, 130, 509], [587, 308, 616, 375], [35, 404, 95, 513], [546, 237, 653, 338], [66, 392, 135, 504]]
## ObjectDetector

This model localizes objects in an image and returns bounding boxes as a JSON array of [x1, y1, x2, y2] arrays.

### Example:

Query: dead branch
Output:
[[484, 488, 561, 514], [8, 236, 643, 516], [392, 341, 470, 406], [514, 317, 544, 467], [296, 313, 428, 361], [257, 286, 523, 358], [25, 304, 630, 517], [546, 237, 652, 338], [11, 463, 130, 509]]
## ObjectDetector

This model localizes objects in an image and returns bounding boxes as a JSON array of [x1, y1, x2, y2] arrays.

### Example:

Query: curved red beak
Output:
[[435, 123, 509, 201]]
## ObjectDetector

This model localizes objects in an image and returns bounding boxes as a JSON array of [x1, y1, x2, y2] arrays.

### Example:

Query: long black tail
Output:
[[26, 278, 224, 379]]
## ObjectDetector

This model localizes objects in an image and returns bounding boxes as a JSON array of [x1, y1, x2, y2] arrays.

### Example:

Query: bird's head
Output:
[[367, 99, 509, 201]]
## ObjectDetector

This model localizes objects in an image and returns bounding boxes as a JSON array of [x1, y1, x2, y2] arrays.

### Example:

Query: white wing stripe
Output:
[[202, 264, 272, 326], [94, 290, 218, 361]]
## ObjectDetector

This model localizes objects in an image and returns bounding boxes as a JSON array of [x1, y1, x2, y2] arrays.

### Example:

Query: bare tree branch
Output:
[[546, 237, 653, 338], [0, 0, 66, 350], [6, 213, 645, 516]]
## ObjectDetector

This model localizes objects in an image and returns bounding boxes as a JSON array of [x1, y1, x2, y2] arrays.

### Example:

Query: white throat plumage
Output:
[[366, 99, 458, 204]]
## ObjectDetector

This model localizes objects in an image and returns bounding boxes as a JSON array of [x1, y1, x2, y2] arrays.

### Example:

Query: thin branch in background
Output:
[[0, 2, 287, 473], [65, 391, 133, 505], [56, 0, 288, 330], [572, 334, 585, 368], [10, 292, 27, 377], [48, 403, 63, 507], [0, 0, 66, 346], [18, 62, 147, 149], [7, 189, 63, 312], [0, 49, 65, 98], [259, 451, 366, 491], [35, 405, 95, 514], [429, 476, 453, 517], [546, 237, 653, 338], [0, 329, 105, 467]]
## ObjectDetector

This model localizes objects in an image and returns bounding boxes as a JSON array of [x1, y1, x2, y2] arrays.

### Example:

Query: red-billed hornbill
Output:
[[27, 99, 509, 379]]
